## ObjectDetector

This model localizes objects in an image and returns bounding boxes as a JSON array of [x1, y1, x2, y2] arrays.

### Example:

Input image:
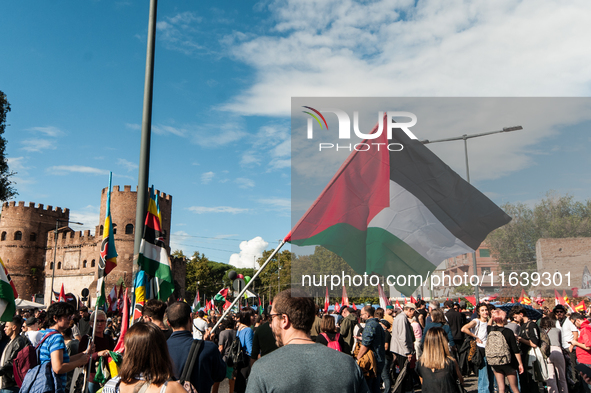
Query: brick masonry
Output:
[[534, 237, 591, 297], [0, 186, 186, 305]]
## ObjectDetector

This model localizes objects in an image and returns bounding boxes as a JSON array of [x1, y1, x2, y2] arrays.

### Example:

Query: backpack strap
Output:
[[179, 340, 203, 384], [35, 331, 60, 350], [320, 332, 330, 342], [335, 333, 340, 341]]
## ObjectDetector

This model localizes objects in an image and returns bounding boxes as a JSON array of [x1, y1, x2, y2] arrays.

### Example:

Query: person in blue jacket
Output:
[[421, 308, 456, 349]]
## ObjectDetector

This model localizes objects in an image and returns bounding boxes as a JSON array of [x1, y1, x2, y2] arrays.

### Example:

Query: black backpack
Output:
[[226, 328, 248, 369]]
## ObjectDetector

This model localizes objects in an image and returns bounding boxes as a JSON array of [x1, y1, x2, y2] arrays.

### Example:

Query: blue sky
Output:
[[2, 1, 591, 269]]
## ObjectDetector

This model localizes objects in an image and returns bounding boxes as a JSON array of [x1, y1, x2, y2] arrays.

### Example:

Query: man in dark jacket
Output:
[[444, 299, 465, 352], [0, 316, 29, 391], [339, 307, 357, 354], [167, 302, 225, 393]]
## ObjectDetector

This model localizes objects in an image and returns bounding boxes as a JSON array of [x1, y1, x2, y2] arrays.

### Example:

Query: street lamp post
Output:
[[421, 126, 523, 303], [50, 219, 84, 297]]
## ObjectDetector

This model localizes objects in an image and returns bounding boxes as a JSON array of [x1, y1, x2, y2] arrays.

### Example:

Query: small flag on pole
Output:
[[97, 173, 118, 308]]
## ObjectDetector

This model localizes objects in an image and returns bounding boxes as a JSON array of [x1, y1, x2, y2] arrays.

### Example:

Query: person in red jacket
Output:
[[575, 317, 591, 368]]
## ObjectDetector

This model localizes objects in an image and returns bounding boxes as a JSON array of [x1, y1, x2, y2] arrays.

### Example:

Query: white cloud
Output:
[[170, 230, 190, 253], [258, 197, 290, 211], [68, 205, 100, 235], [21, 139, 56, 152], [126, 123, 141, 131], [201, 171, 215, 184], [28, 126, 65, 137], [47, 165, 109, 176], [229, 236, 269, 268], [118, 158, 138, 172], [190, 121, 247, 147], [188, 206, 250, 214], [220, 0, 591, 117], [7, 157, 28, 173], [156, 12, 205, 55], [235, 177, 255, 189], [152, 124, 187, 137]]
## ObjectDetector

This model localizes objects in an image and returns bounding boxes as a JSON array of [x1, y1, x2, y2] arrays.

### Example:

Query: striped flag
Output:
[[107, 285, 118, 312], [0, 258, 17, 299], [138, 188, 174, 301], [97, 173, 118, 308], [109, 288, 129, 377], [132, 270, 148, 322], [288, 114, 511, 296], [0, 257, 16, 322], [192, 291, 201, 312], [575, 300, 585, 313]]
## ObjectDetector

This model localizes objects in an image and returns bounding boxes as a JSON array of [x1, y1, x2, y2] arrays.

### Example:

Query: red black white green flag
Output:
[[288, 114, 511, 295]]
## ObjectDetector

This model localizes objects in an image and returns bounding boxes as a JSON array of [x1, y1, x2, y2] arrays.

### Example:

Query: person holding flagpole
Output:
[[78, 310, 115, 393]]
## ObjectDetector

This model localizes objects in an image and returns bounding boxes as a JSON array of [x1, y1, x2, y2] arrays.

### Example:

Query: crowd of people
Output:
[[2, 294, 591, 393]]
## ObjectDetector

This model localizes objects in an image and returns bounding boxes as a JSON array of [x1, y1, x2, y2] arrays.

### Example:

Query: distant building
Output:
[[0, 186, 186, 305], [533, 237, 591, 297], [431, 243, 502, 298]]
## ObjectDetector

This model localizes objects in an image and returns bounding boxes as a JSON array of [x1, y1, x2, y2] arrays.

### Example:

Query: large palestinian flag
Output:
[[289, 114, 511, 295]]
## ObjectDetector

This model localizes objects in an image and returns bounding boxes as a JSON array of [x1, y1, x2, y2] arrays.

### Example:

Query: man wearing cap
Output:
[[339, 307, 357, 354], [23, 317, 42, 346], [384, 306, 394, 332], [555, 304, 581, 387], [357, 305, 386, 393], [390, 303, 416, 393]]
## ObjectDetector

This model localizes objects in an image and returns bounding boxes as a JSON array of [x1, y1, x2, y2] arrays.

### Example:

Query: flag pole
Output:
[[211, 235, 289, 333]]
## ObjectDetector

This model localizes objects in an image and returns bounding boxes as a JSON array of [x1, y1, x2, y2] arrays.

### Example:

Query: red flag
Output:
[[395, 300, 402, 310], [113, 288, 129, 353], [335, 302, 341, 313], [511, 297, 515, 303], [410, 296, 417, 304], [116, 282, 124, 313], [342, 286, 349, 307], [404, 296, 407, 305], [352, 303, 357, 310], [58, 284, 66, 302], [554, 289, 566, 306], [324, 287, 330, 313], [223, 300, 232, 310]]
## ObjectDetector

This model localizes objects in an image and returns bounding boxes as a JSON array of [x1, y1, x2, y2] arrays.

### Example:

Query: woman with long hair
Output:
[[421, 308, 455, 348], [234, 309, 255, 393], [103, 322, 185, 393], [487, 310, 523, 393], [540, 314, 567, 393], [416, 327, 464, 392], [315, 315, 346, 350], [461, 302, 494, 393]]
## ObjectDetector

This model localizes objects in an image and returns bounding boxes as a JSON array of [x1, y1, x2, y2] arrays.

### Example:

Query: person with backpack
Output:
[[235, 309, 255, 393], [540, 315, 567, 393], [37, 302, 94, 391], [485, 309, 523, 393], [357, 305, 385, 393], [315, 315, 346, 351], [0, 316, 29, 392], [167, 302, 225, 393], [512, 304, 541, 393], [416, 327, 464, 392], [212, 318, 237, 393]]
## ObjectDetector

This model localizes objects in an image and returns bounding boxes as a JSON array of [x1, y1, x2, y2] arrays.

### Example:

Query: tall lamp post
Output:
[[50, 219, 84, 297], [421, 126, 523, 303]]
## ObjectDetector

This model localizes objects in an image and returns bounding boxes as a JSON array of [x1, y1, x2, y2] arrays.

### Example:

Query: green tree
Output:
[[487, 192, 591, 274], [0, 90, 17, 201], [185, 251, 212, 301]]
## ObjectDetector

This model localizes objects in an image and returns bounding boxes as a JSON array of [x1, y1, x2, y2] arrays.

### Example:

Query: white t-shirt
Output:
[[192, 317, 208, 340], [471, 318, 488, 348], [25, 330, 43, 346], [557, 318, 579, 349]]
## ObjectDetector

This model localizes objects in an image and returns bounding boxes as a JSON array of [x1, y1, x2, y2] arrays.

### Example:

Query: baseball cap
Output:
[[25, 317, 38, 326]]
